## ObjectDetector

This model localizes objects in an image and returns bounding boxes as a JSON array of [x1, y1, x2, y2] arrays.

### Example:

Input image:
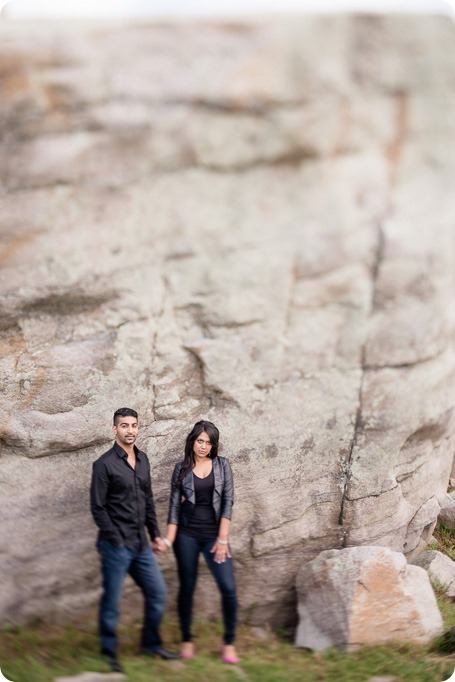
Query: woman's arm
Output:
[[167, 462, 182, 525], [211, 517, 232, 563], [164, 522, 178, 549], [211, 459, 234, 563], [218, 516, 230, 543], [161, 463, 182, 552], [219, 458, 234, 520]]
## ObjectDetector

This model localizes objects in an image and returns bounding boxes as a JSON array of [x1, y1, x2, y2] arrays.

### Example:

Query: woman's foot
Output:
[[222, 644, 239, 664], [180, 641, 195, 660]]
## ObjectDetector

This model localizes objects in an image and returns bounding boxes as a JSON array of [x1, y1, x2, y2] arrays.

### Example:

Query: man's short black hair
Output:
[[113, 407, 138, 425]]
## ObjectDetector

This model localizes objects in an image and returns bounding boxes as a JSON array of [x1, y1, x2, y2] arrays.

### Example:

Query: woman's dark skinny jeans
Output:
[[173, 531, 237, 644]]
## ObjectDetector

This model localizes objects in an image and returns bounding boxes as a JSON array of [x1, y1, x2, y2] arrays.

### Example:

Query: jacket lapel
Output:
[[181, 459, 222, 506]]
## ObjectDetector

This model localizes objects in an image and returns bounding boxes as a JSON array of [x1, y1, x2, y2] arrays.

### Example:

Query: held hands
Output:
[[210, 538, 231, 564], [152, 537, 167, 554], [153, 537, 172, 554]]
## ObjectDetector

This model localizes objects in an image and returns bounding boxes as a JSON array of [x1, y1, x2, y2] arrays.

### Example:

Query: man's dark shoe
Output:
[[141, 646, 179, 660], [102, 653, 124, 673]]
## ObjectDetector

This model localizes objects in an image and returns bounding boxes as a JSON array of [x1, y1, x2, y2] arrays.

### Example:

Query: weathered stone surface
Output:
[[295, 546, 443, 651], [413, 550, 455, 598], [0, 15, 454, 626], [438, 498, 455, 530]]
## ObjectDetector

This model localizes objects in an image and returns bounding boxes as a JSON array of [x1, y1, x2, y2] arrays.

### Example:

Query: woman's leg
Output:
[[173, 532, 200, 644], [202, 539, 237, 645]]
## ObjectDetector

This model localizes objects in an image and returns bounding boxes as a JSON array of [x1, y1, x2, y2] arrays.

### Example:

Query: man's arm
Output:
[[90, 460, 124, 546]]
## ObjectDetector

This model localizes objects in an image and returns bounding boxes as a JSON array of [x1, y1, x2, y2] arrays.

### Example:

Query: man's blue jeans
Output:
[[97, 538, 167, 657]]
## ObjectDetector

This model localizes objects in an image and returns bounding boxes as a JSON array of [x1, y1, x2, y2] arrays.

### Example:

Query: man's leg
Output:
[[173, 532, 201, 645], [129, 543, 167, 652], [97, 539, 131, 658]]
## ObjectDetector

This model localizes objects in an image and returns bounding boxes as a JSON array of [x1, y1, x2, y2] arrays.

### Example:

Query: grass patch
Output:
[[427, 524, 455, 561], [435, 587, 455, 631], [0, 615, 454, 682]]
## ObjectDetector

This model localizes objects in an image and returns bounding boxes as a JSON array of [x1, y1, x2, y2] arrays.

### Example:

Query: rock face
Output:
[[0, 15, 454, 625], [439, 507, 455, 529], [438, 496, 455, 530], [413, 550, 455, 598], [295, 546, 443, 651]]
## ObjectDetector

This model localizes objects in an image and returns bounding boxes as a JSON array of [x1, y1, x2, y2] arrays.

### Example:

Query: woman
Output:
[[162, 420, 238, 664]]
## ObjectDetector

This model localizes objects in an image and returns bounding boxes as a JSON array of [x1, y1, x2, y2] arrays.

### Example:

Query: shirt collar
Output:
[[113, 441, 142, 460]]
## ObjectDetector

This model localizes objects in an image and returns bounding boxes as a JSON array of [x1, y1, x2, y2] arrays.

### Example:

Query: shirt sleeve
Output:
[[167, 462, 182, 525], [144, 457, 161, 540], [90, 460, 124, 546], [220, 458, 234, 520]]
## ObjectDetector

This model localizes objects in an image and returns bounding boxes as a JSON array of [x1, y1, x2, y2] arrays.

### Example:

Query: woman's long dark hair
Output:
[[176, 420, 220, 485]]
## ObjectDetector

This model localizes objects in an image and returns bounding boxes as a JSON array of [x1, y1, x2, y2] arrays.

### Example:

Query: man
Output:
[[90, 407, 177, 672]]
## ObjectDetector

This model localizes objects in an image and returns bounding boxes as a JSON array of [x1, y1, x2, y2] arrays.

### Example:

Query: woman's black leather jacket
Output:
[[167, 456, 234, 527]]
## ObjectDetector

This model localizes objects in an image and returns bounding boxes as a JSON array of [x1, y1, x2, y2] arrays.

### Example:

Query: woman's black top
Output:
[[183, 469, 219, 540], [168, 456, 234, 527]]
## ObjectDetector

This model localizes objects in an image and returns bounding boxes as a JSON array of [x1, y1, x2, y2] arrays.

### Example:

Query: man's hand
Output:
[[153, 537, 167, 554]]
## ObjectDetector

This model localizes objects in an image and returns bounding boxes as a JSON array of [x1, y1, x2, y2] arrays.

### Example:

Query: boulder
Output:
[[295, 546, 443, 651], [413, 550, 455, 598], [438, 502, 455, 530]]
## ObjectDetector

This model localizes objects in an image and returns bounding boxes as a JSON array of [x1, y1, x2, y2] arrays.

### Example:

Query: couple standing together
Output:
[[90, 407, 238, 673]]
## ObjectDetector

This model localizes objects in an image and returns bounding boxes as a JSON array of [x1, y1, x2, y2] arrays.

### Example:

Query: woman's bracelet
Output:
[[163, 538, 172, 549], [217, 538, 229, 545]]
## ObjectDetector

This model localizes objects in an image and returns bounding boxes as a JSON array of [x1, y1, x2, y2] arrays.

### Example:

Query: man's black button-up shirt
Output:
[[90, 442, 161, 548]]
